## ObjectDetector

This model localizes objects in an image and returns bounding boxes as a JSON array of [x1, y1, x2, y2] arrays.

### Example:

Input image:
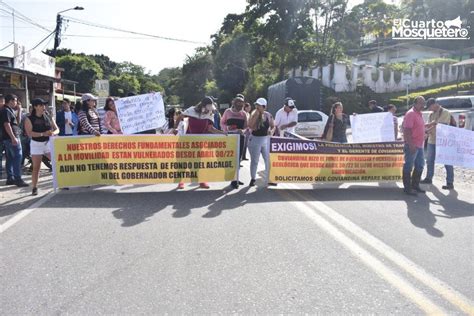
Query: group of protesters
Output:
[[0, 90, 455, 196], [0, 92, 300, 194]]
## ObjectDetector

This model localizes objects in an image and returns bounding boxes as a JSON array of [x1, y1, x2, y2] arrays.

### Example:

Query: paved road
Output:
[[1, 160, 473, 314]]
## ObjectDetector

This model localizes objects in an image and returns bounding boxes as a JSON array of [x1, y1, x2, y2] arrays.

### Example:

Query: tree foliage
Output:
[[56, 55, 103, 93], [179, 48, 214, 107], [109, 73, 140, 97]]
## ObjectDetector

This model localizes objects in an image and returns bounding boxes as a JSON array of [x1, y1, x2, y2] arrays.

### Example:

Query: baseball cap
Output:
[[284, 97, 295, 108], [254, 97, 267, 107], [425, 98, 436, 109], [81, 93, 98, 102], [31, 98, 48, 106]]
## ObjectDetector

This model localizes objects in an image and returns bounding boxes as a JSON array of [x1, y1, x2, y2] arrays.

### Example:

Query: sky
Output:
[[1, 0, 248, 74], [1, 0, 400, 75]]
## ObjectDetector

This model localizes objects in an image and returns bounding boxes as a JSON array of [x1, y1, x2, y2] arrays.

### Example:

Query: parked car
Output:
[[422, 95, 474, 130], [294, 110, 328, 138]]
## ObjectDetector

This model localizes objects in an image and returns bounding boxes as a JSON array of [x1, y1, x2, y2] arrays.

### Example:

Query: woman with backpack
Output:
[[24, 98, 59, 195]]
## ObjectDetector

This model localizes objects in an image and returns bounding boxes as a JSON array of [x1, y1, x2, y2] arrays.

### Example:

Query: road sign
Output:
[[95, 80, 110, 98]]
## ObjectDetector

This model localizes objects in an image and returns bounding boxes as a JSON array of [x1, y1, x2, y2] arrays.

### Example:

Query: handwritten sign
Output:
[[115, 93, 166, 134], [350, 112, 395, 143], [436, 124, 474, 168]]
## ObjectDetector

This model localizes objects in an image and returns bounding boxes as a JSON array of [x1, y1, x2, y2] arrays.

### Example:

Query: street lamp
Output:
[[52, 6, 84, 57]]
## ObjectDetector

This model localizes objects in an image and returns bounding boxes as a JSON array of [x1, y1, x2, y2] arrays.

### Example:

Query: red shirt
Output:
[[403, 107, 425, 148], [187, 117, 211, 134]]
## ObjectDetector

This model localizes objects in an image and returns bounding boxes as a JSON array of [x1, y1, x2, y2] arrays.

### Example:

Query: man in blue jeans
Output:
[[421, 98, 454, 190], [402, 96, 426, 195], [1, 94, 28, 187]]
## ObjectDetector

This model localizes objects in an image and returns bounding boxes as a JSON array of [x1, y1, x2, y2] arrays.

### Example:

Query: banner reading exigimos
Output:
[[51, 135, 239, 188], [269, 137, 404, 183]]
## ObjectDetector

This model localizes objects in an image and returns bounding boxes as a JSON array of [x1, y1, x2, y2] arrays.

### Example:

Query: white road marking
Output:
[[286, 186, 474, 316], [0, 192, 56, 235], [280, 190, 446, 314]]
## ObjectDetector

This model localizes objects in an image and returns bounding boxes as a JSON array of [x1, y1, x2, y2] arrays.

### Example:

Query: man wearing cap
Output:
[[1, 94, 28, 186], [78, 93, 101, 136], [421, 98, 454, 189], [368, 100, 384, 113], [401, 96, 426, 195], [274, 98, 298, 137]]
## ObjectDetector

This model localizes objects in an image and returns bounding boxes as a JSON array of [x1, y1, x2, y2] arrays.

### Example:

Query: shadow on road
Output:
[[5, 179, 472, 232], [403, 185, 473, 238], [0, 178, 54, 219]]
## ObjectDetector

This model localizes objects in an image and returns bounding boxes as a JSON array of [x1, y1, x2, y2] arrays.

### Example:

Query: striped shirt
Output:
[[78, 109, 101, 135]]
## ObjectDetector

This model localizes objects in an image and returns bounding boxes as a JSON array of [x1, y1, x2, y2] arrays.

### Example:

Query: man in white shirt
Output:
[[274, 98, 298, 137], [56, 99, 78, 136]]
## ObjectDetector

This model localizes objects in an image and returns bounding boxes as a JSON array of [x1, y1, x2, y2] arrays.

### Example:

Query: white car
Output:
[[295, 110, 329, 138]]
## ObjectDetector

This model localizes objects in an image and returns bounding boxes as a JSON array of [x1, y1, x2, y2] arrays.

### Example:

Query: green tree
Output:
[[179, 48, 214, 107], [213, 24, 253, 102], [358, 0, 399, 66], [141, 80, 163, 94], [154, 67, 182, 104], [109, 73, 140, 97], [245, 0, 317, 80], [89, 54, 118, 78], [56, 55, 103, 92]]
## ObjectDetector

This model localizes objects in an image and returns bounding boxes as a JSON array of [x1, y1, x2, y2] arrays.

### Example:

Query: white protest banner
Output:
[[350, 112, 395, 143], [115, 93, 166, 134], [436, 124, 474, 168]]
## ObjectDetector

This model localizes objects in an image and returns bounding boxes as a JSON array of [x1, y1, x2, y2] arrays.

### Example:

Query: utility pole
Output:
[[52, 6, 84, 57], [52, 14, 63, 57], [12, 9, 15, 43]]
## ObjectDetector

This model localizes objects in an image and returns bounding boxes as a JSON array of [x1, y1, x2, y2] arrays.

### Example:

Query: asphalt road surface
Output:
[[1, 160, 473, 314]]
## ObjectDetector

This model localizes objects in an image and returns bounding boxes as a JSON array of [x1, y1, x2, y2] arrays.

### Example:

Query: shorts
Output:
[[30, 140, 51, 156]]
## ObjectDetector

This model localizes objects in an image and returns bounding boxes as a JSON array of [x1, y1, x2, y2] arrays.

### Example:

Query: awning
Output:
[[55, 93, 81, 102], [0, 65, 78, 84]]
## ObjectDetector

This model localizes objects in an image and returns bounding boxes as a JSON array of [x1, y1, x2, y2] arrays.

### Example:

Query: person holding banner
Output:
[[78, 93, 101, 136], [242, 102, 252, 161], [274, 98, 298, 137], [103, 97, 122, 134], [248, 98, 275, 187], [178, 96, 227, 189], [368, 100, 384, 113], [221, 96, 248, 189], [402, 96, 426, 195], [387, 104, 399, 140], [421, 98, 454, 190], [322, 102, 349, 143], [24, 98, 59, 195]]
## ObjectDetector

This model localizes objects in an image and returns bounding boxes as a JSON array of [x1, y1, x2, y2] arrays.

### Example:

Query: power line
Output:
[[63, 34, 157, 40], [0, 2, 52, 33], [63, 16, 207, 45], [0, 42, 14, 51], [13, 30, 55, 58], [0, 8, 51, 33]]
